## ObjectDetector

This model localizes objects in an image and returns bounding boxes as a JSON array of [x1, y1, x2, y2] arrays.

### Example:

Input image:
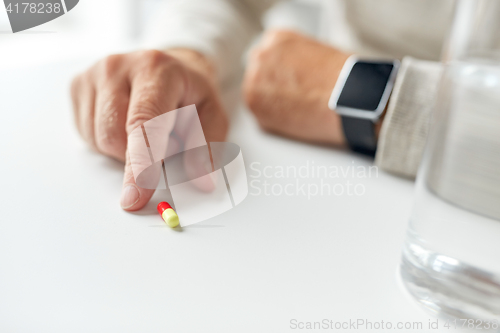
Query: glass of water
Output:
[[400, 0, 500, 321]]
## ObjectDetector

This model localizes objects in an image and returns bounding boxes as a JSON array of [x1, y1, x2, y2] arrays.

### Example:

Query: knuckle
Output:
[[95, 131, 116, 153], [126, 101, 161, 133], [248, 35, 284, 69], [264, 29, 296, 44], [126, 115, 150, 135], [140, 49, 173, 71], [101, 54, 123, 79], [249, 47, 268, 65], [96, 130, 125, 158]]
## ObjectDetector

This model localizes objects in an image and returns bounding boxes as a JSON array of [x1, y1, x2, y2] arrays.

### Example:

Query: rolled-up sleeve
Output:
[[375, 57, 443, 178]]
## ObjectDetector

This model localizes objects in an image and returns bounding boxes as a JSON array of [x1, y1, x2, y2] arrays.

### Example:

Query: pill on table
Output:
[[157, 202, 179, 228]]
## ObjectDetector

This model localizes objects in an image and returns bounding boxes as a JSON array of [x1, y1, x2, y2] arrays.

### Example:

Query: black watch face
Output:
[[337, 62, 395, 111]]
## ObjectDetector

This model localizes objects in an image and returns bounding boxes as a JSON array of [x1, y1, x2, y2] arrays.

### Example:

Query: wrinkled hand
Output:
[[243, 30, 350, 146], [71, 49, 228, 211]]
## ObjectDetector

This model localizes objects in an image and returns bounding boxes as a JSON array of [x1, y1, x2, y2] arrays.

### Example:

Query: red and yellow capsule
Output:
[[157, 202, 179, 228]]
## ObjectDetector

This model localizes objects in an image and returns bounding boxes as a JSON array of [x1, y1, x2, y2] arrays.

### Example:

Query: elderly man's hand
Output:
[[243, 30, 350, 146], [71, 49, 228, 211]]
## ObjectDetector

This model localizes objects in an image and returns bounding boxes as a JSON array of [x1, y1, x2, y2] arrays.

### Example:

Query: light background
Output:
[[0, 0, 321, 70]]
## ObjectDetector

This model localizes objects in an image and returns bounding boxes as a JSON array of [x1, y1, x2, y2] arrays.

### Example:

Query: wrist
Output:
[[320, 51, 351, 146], [329, 57, 399, 156], [320, 51, 351, 104]]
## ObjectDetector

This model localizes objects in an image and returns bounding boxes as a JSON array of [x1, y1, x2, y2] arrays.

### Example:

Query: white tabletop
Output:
[[0, 59, 459, 332]]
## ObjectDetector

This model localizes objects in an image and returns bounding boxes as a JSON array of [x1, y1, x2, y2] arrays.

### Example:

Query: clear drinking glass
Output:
[[400, 0, 500, 321]]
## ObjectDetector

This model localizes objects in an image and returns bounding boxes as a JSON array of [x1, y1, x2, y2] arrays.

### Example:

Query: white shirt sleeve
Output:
[[375, 57, 443, 178], [142, 0, 280, 84]]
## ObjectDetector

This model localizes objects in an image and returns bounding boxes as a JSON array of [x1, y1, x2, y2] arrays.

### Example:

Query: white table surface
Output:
[[0, 60, 460, 332]]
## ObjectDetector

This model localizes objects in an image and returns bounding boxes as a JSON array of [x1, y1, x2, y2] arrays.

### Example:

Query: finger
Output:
[[120, 51, 185, 211], [183, 139, 216, 193], [180, 80, 229, 192], [70, 74, 81, 132], [120, 149, 157, 210], [260, 29, 298, 48], [176, 70, 229, 143], [94, 77, 130, 162], [197, 97, 228, 143], [72, 71, 97, 150]]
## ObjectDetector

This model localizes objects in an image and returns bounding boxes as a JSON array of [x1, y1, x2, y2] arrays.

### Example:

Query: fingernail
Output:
[[120, 184, 140, 209]]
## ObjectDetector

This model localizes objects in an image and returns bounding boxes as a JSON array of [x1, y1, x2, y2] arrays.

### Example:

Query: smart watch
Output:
[[328, 56, 399, 156]]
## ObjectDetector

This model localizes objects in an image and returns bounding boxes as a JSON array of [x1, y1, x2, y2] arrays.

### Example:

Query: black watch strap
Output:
[[341, 116, 377, 157]]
